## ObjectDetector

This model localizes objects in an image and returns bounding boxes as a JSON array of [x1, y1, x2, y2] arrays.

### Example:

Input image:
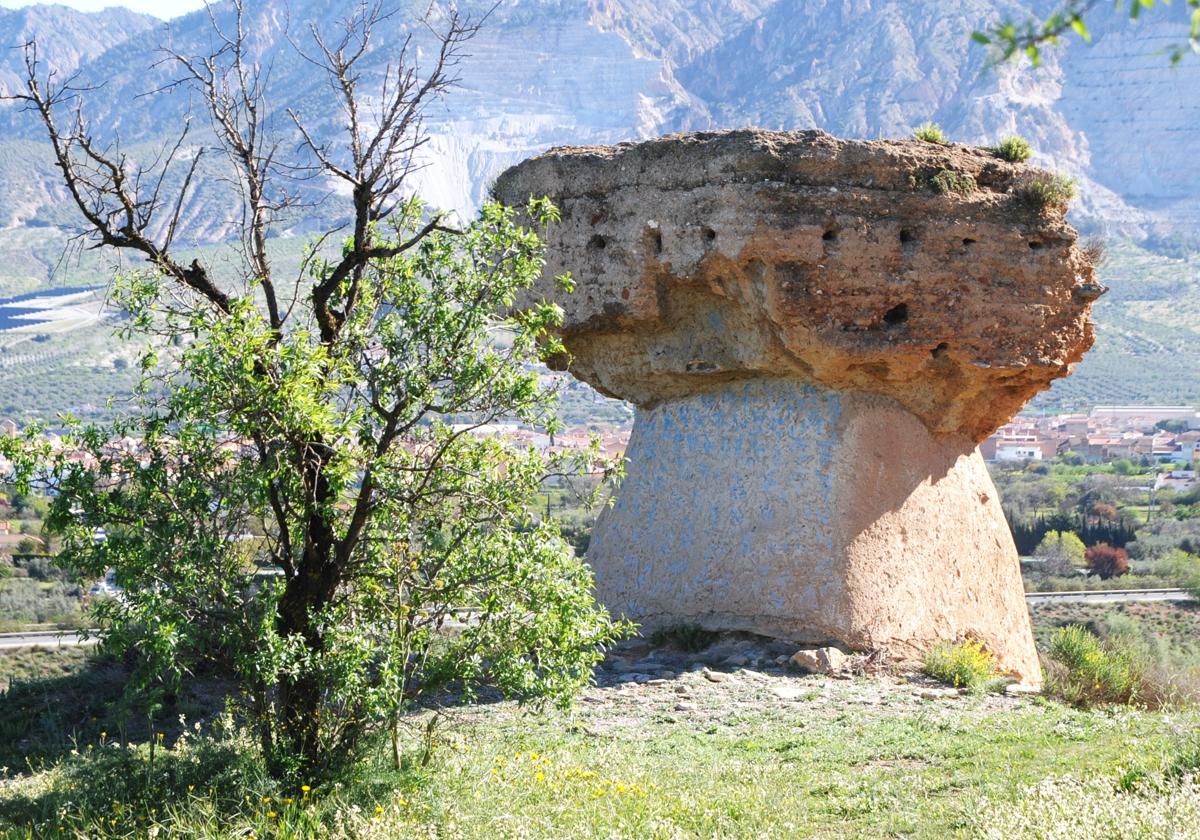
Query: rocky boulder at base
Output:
[[494, 129, 1102, 685]]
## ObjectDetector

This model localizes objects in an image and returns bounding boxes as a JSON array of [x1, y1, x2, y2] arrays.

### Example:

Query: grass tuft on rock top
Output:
[[990, 135, 1033, 162], [1013, 172, 1077, 211], [913, 122, 949, 144]]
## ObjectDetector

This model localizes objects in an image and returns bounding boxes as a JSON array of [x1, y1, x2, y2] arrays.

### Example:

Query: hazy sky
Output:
[[0, 0, 205, 17]]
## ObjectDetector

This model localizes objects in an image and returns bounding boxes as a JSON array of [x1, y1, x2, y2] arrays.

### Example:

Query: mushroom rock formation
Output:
[[494, 130, 1102, 684]]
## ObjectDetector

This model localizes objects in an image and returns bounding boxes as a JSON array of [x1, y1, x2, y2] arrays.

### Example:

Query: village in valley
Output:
[[986, 405, 1200, 490]]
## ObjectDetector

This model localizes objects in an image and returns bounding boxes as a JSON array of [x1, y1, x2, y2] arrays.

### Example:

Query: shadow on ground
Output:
[[0, 652, 230, 773]]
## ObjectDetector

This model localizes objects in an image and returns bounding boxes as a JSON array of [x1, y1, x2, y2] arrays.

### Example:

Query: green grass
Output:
[[0, 650, 231, 771], [0, 645, 91, 687], [1, 648, 1198, 837], [401, 701, 1191, 839]]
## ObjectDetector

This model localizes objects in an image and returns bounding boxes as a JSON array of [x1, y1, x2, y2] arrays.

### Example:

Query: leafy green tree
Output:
[[1, 5, 626, 778], [1112, 458, 1138, 476], [1034, 529, 1087, 576]]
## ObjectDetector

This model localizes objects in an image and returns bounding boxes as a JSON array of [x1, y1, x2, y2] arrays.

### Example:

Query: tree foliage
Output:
[[975, 0, 1200, 66], [0, 3, 628, 778], [1159, 548, 1200, 597], [1033, 529, 1087, 576], [1086, 542, 1131, 579], [1005, 508, 1137, 555]]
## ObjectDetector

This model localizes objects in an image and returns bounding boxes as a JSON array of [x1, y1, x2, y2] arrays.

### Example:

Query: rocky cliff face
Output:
[[0, 6, 158, 233], [0, 5, 157, 88], [2, 0, 1198, 253], [667, 0, 1200, 240], [0, 0, 1196, 416]]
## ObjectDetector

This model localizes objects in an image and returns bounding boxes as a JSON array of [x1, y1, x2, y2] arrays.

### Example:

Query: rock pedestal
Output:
[[494, 130, 1102, 684]]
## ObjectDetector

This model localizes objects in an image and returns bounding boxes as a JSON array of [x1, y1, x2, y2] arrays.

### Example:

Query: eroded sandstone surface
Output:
[[495, 129, 1101, 683]]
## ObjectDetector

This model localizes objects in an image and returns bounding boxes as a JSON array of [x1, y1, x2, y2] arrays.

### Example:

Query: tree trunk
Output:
[[272, 442, 342, 769]]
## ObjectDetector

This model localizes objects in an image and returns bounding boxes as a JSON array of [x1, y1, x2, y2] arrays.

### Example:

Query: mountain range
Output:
[[0, 0, 1198, 417]]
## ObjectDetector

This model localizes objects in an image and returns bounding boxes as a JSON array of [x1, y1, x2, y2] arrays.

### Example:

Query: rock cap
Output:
[[494, 129, 1101, 441]]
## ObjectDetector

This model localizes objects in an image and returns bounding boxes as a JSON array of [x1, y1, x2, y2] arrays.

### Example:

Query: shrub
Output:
[[923, 639, 1002, 692], [18, 554, 67, 581], [1159, 549, 1200, 598], [990, 135, 1033, 162], [929, 169, 978, 196], [1080, 237, 1106, 267], [1013, 172, 1077, 210], [648, 622, 719, 652], [1044, 624, 1140, 706], [1086, 542, 1129, 579], [913, 122, 949, 144]]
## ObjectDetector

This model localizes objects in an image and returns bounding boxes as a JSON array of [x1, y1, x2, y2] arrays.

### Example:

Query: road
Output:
[[0, 630, 98, 650], [0, 591, 1194, 648], [1025, 588, 1195, 605]]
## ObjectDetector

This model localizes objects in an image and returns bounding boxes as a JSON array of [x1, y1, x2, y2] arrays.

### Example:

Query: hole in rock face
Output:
[[701, 227, 717, 246], [1029, 241, 1043, 250], [883, 303, 909, 326], [588, 234, 607, 251], [899, 229, 915, 244], [931, 341, 949, 358], [651, 230, 663, 254], [962, 238, 976, 246], [822, 229, 837, 242]]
